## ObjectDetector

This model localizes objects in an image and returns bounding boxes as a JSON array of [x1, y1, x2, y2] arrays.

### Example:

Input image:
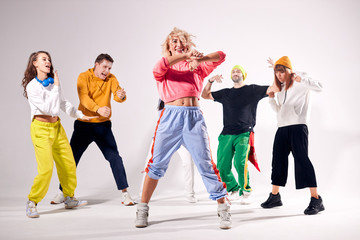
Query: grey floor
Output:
[[1, 188, 359, 240]]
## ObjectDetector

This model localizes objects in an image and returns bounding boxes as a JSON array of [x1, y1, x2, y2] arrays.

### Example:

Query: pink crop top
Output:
[[153, 51, 226, 103]]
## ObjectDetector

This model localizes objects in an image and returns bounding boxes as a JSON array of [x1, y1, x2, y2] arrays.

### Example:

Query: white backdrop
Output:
[[1, 0, 359, 200]]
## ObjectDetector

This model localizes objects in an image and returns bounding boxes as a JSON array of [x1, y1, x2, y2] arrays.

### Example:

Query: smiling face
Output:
[[231, 68, 243, 83], [94, 60, 112, 80], [162, 28, 196, 57], [168, 36, 188, 56], [33, 53, 52, 76]]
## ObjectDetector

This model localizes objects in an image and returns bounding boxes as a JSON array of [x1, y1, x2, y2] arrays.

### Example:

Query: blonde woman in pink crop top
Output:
[[153, 28, 226, 106], [136, 27, 231, 230]]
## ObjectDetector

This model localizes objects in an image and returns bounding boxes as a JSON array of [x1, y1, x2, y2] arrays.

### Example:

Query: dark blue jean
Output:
[[60, 120, 129, 191]]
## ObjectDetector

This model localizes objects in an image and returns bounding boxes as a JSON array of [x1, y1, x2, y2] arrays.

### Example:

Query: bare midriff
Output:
[[166, 97, 199, 107], [34, 115, 59, 123]]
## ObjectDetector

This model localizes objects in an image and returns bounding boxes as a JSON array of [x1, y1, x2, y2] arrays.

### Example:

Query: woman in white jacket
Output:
[[260, 56, 325, 215], [21, 51, 94, 218]]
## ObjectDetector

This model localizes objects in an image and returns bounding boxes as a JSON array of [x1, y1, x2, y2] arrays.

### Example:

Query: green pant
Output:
[[217, 132, 251, 195]]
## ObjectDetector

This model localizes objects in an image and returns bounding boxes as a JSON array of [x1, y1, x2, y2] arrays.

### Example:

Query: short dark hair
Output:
[[95, 53, 114, 64]]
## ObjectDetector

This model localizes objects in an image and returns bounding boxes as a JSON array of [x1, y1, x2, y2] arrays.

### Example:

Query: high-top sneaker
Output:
[[217, 203, 231, 229], [261, 192, 283, 208], [135, 203, 149, 228], [304, 195, 325, 215]]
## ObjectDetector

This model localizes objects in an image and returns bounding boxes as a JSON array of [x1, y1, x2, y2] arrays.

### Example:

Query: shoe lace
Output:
[[27, 202, 37, 212], [65, 197, 78, 204], [137, 209, 148, 219], [218, 209, 231, 221], [308, 198, 319, 209]]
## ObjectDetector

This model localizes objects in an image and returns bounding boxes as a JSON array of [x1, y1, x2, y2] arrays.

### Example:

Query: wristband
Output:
[[208, 79, 214, 83]]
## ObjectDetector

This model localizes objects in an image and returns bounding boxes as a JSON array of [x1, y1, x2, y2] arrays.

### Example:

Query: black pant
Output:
[[60, 120, 129, 191], [271, 124, 317, 189]]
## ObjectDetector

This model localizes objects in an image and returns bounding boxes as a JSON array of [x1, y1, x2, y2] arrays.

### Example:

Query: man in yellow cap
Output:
[[202, 65, 275, 203]]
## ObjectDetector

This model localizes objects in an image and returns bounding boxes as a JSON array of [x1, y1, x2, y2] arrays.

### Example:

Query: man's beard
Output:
[[232, 77, 242, 83]]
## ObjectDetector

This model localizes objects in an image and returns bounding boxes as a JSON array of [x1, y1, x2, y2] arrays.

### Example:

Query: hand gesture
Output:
[[97, 106, 111, 118], [81, 116, 99, 121], [292, 73, 301, 82], [209, 74, 223, 83], [186, 49, 204, 60], [54, 70, 60, 86], [116, 88, 126, 99], [267, 57, 275, 69]]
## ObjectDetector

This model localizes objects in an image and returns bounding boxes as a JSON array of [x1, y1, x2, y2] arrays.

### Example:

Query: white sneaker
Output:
[[26, 200, 39, 218], [185, 195, 198, 203], [64, 196, 88, 209], [217, 203, 231, 229], [51, 192, 64, 204], [135, 203, 149, 228], [228, 190, 240, 201], [122, 192, 135, 206], [240, 191, 252, 205]]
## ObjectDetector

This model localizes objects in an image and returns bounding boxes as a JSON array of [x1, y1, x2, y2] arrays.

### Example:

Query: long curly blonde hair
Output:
[[161, 27, 196, 57]]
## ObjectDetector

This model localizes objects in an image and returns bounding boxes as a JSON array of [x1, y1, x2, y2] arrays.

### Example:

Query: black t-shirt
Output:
[[212, 84, 269, 135]]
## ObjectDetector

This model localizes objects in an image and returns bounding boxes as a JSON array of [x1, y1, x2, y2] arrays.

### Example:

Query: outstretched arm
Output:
[[266, 80, 281, 97], [201, 74, 223, 100]]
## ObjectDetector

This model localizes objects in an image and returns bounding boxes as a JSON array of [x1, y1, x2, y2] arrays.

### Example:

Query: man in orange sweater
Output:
[[51, 53, 134, 205]]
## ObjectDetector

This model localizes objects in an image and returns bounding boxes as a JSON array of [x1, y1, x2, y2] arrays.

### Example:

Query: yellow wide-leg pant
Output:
[[28, 119, 77, 203]]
